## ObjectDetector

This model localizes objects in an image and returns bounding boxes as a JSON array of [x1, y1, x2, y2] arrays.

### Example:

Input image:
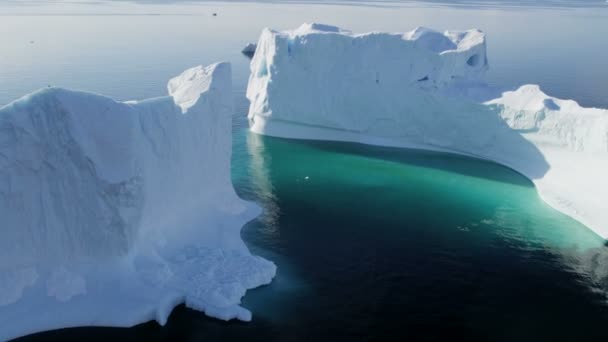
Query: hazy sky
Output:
[[2, 0, 607, 10]]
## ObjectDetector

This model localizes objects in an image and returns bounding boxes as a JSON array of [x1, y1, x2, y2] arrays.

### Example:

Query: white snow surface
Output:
[[247, 23, 608, 238], [0, 62, 276, 341]]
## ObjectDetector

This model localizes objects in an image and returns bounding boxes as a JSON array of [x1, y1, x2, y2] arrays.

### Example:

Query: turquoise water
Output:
[[231, 115, 608, 340], [6, 1, 608, 341]]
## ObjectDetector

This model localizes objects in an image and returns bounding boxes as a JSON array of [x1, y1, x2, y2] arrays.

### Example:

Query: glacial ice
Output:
[[0, 62, 276, 341], [247, 23, 608, 238]]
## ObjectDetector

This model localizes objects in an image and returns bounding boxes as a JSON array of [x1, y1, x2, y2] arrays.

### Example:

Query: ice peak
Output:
[[292, 23, 347, 36], [444, 29, 486, 52], [167, 62, 231, 113]]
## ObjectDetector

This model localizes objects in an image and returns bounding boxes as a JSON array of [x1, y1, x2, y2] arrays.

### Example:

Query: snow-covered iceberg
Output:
[[0, 62, 276, 341], [247, 23, 608, 238]]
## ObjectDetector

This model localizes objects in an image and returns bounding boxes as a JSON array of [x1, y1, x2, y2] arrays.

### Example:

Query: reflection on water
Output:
[[246, 133, 281, 235]]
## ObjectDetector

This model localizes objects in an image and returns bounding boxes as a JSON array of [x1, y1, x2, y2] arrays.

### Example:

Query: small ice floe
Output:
[[456, 226, 470, 232]]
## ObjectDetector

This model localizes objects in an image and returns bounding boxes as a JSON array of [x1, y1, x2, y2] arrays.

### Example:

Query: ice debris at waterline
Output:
[[0, 62, 276, 341], [247, 23, 608, 238]]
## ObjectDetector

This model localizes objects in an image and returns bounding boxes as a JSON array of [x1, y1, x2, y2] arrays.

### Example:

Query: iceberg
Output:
[[0, 62, 276, 341], [247, 23, 608, 238]]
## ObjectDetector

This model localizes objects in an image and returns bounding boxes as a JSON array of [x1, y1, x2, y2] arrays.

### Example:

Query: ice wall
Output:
[[487, 85, 608, 239], [0, 63, 276, 341], [247, 23, 608, 238], [248, 24, 488, 134]]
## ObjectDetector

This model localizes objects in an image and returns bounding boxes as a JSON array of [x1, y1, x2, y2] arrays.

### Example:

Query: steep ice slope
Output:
[[486, 85, 608, 239], [0, 63, 276, 341], [247, 23, 608, 238]]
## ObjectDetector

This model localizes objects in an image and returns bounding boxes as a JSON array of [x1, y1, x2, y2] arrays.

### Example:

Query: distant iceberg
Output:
[[247, 23, 608, 238], [0, 62, 276, 341]]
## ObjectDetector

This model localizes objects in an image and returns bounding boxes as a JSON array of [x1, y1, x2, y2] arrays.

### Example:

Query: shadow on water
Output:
[[11, 305, 279, 342]]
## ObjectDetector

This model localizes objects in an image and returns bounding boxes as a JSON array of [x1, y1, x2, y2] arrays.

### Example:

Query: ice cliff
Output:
[[0, 63, 276, 341], [247, 23, 608, 238]]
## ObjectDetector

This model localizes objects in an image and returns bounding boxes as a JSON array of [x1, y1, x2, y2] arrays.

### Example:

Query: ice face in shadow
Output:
[[246, 23, 608, 238], [0, 63, 276, 341], [242, 43, 258, 59]]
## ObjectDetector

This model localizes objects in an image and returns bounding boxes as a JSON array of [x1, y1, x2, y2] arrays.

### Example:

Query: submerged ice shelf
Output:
[[0, 63, 276, 341], [247, 23, 608, 238]]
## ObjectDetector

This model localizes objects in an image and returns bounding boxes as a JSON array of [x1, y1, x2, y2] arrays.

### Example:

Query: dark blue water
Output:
[[6, 2, 608, 341]]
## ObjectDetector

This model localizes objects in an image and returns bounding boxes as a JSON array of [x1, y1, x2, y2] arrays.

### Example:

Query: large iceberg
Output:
[[247, 23, 608, 238], [0, 62, 276, 341]]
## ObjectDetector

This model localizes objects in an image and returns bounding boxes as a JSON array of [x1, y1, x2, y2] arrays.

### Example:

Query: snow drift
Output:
[[246, 23, 608, 238], [0, 62, 276, 341]]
